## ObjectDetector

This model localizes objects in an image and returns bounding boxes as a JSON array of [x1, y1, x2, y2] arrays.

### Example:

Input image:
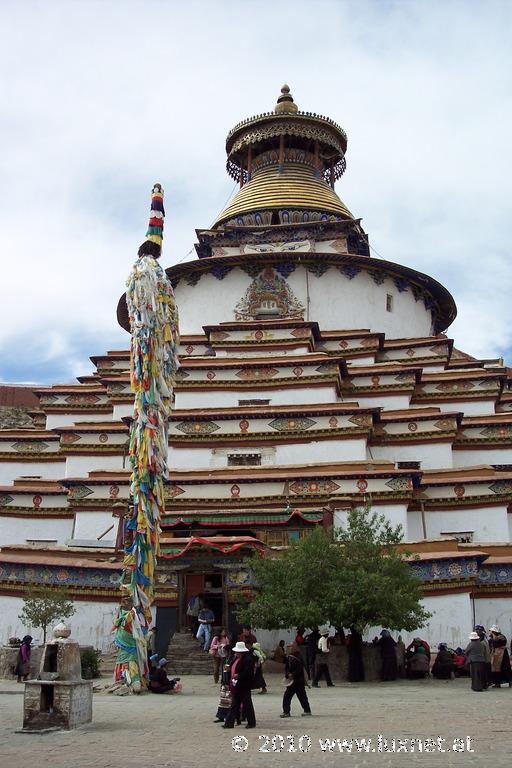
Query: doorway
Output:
[[184, 572, 225, 628]]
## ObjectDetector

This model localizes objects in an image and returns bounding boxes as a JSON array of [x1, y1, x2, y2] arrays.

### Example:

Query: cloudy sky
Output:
[[0, 0, 511, 384]]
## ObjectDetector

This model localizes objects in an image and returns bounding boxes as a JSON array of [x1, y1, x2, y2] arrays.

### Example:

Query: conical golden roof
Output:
[[213, 85, 352, 229], [213, 162, 353, 227]]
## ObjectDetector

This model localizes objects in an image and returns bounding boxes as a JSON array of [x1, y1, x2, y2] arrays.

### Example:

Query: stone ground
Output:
[[0, 673, 510, 768]]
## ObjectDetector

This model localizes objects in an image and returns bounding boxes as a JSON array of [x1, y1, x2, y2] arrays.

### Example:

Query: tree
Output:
[[18, 587, 75, 643], [237, 505, 431, 633], [330, 506, 431, 632], [237, 525, 340, 629]]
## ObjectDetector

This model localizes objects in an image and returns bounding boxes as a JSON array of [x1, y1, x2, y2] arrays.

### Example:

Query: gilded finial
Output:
[[275, 83, 298, 114]]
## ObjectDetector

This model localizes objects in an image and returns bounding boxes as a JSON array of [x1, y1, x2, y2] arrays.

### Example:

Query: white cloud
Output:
[[0, 0, 511, 382]]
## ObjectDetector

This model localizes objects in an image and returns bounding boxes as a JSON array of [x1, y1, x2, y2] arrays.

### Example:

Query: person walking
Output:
[[15, 635, 32, 683], [312, 628, 335, 687], [280, 644, 312, 718], [465, 631, 487, 692], [196, 603, 215, 651], [223, 641, 256, 729]]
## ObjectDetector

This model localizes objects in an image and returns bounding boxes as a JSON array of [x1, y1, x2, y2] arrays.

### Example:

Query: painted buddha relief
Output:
[[234, 267, 305, 320]]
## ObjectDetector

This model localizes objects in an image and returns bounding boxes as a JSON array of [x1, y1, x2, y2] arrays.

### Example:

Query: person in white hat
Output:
[[312, 628, 335, 688], [464, 632, 487, 691], [222, 642, 257, 729]]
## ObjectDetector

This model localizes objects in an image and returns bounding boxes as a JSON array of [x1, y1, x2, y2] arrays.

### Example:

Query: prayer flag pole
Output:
[[113, 184, 180, 692]]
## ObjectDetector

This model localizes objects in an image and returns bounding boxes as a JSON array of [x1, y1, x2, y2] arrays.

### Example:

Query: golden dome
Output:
[[213, 161, 353, 228]]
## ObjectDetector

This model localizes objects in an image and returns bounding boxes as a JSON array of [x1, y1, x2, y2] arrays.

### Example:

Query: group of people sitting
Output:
[[270, 624, 512, 691]]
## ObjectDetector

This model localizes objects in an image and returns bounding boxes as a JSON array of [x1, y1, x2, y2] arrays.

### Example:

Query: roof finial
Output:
[[275, 83, 298, 114]]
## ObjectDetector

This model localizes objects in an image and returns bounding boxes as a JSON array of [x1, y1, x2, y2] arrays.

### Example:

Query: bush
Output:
[[80, 648, 102, 679]]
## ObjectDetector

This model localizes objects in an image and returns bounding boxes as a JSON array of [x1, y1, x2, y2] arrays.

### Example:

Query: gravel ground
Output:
[[0, 673, 510, 767]]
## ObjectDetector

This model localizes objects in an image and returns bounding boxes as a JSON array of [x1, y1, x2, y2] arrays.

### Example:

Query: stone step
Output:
[[165, 631, 215, 675]]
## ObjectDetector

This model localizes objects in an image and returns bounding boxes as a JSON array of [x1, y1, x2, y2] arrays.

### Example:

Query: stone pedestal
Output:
[[22, 679, 92, 731], [20, 623, 93, 732]]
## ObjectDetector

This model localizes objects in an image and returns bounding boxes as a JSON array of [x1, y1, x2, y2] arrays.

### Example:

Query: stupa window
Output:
[[440, 531, 474, 544], [238, 398, 271, 406], [386, 294, 393, 312], [228, 453, 262, 466]]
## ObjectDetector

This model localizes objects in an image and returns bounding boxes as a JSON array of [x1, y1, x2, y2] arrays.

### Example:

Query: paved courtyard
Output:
[[0, 672, 510, 767]]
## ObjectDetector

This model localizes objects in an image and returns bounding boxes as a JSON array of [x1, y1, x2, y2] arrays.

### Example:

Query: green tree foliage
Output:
[[238, 505, 430, 633], [237, 525, 340, 629], [18, 587, 75, 643]]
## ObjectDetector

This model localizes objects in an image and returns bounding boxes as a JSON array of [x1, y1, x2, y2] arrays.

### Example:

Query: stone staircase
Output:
[[165, 630, 214, 676]]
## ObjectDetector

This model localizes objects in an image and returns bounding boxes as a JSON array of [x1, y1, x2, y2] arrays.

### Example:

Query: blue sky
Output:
[[0, 0, 511, 384]]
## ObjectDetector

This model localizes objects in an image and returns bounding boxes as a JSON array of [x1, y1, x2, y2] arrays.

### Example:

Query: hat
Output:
[[489, 625, 500, 633], [319, 625, 330, 636], [232, 641, 249, 653], [438, 643, 447, 650], [158, 658, 168, 666], [474, 625, 485, 632], [469, 631, 480, 640], [149, 653, 158, 662]]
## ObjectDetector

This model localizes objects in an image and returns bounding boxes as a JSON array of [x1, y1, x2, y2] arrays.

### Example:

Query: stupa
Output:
[[1, 86, 511, 651]]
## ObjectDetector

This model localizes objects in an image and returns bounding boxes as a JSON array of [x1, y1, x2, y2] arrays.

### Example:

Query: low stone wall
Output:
[[265, 646, 388, 682], [0, 645, 43, 679], [329, 645, 382, 681]]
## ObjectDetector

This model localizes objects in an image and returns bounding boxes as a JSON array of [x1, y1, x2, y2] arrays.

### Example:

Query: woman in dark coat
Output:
[[222, 642, 256, 729], [432, 643, 455, 679], [15, 635, 32, 683], [465, 632, 487, 691], [377, 630, 397, 681], [489, 626, 512, 687], [347, 627, 365, 682]]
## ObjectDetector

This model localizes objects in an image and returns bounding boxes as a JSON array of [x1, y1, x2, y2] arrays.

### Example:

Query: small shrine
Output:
[[21, 622, 92, 732]]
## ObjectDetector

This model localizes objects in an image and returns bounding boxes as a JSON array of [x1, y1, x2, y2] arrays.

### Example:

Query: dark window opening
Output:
[[40, 685, 54, 713], [386, 294, 393, 312], [42, 644, 58, 674], [396, 461, 421, 470], [238, 399, 270, 406], [228, 453, 261, 466]]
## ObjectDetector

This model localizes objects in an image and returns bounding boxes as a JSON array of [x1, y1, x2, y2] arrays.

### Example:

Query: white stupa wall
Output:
[[334, 503, 409, 538], [1, 594, 118, 651], [424, 505, 510, 542], [169, 437, 367, 469], [453, 448, 512, 467], [65, 454, 126, 477], [474, 597, 512, 640], [174, 265, 434, 338], [0, 461, 66, 484], [0, 516, 73, 546], [72, 510, 116, 542], [175, 385, 339, 409], [370, 442, 454, 470]]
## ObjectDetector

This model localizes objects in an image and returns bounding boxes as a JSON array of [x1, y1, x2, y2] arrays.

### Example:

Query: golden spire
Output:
[[275, 83, 298, 114]]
